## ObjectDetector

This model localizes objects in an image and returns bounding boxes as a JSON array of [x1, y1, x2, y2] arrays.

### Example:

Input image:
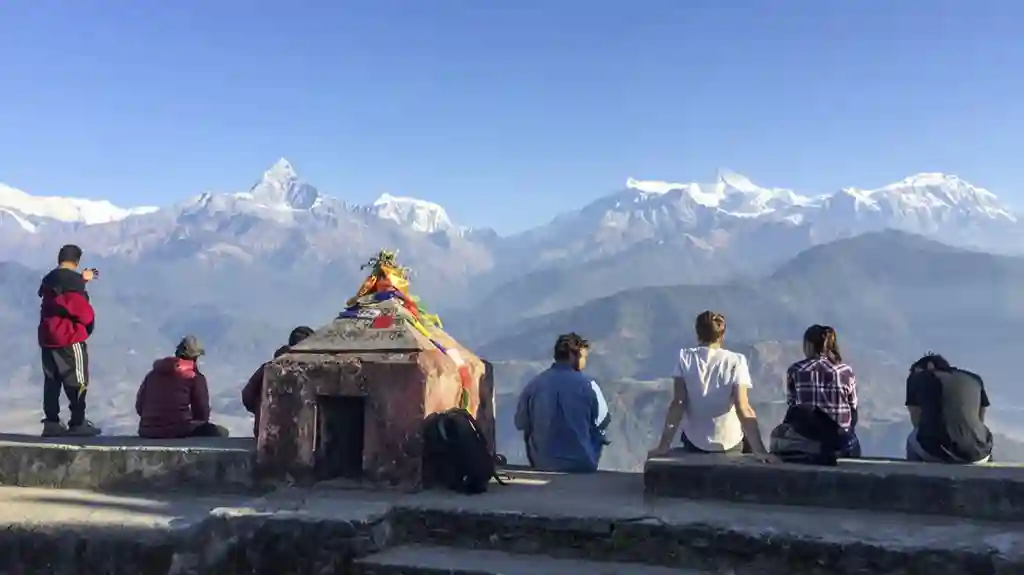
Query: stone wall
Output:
[[0, 435, 255, 493], [2, 438, 1024, 574]]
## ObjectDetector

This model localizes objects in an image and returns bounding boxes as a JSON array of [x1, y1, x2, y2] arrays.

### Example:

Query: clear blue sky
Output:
[[1, 1, 1021, 233]]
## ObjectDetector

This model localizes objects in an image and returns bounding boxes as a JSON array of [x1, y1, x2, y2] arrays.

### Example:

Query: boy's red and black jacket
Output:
[[37, 268, 95, 348]]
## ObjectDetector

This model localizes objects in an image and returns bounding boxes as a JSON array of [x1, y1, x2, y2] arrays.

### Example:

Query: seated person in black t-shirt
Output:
[[905, 353, 993, 464]]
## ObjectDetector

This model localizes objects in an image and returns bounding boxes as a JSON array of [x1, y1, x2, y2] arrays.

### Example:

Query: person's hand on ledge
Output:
[[752, 453, 780, 464], [647, 446, 671, 459]]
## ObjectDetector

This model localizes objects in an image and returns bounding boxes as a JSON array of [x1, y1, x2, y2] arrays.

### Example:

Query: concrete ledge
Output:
[[354, 544, 700, 575], [1, 469, 1023, 575], [0, 434, 256, 493], [644, 452, 1024, 521]]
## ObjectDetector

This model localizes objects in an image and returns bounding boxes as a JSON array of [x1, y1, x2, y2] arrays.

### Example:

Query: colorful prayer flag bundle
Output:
[[343, 249, 472, 411]]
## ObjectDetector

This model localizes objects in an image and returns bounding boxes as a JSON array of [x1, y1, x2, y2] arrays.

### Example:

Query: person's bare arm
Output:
[[651, 376, 688, 455], [908, 406, 922, 428], [732, 385, 770, 456], [979, 381, 990, 423], [906, 372, 922, 429]]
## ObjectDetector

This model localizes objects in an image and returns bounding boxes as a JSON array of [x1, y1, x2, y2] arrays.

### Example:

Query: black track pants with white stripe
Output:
[[41, 341, 89, 426]]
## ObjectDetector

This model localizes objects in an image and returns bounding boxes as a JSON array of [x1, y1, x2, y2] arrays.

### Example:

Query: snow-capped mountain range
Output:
[[0, 183, 159, 232], [616, 169, 1016, 230], [0, 157, 1020, 311], [3, 158, 1017, 237], [1, 157, 1017, 241], [0, 159, 460, 236]]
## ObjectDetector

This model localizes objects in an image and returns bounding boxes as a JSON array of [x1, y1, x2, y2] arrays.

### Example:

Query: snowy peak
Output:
[[0, 182, 157, 231], [715, 169, 815, 214], [242, 158, 320, 210], [622, 171, 812, 217], [265, 157, 297, 182], [625, 177, 693, 195], [850, 172, 1016, 223], [622, 170, 1015, 221], [177, 159, 461, 234], [371, 193, 455, 233], [717, 169, 763, 194], [596, 169, 1020, 243]]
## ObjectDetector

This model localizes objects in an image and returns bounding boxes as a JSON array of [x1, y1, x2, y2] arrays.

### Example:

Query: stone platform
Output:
[[645, 451, 1024, 522], [0, 469, 1021, 574], [0, 434, 255, 493]]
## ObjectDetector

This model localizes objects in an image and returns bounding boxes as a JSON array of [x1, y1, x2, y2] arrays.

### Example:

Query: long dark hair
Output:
[[804, 324, 842, 364]]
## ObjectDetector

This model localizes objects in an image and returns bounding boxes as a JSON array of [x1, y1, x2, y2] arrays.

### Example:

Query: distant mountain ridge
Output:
[[1, 159, 1022, 316], [475, 230, 1024, 399], [623, 170, 1014, 226], [0, 158, 470, 236], [1, 159, 1017, 241]]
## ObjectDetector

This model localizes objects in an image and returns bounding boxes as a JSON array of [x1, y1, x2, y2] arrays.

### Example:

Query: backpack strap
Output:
[[457, 409, 509, 486]]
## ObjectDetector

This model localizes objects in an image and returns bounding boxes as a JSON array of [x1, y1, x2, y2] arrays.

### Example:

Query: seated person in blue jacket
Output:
[[514, 332, 611, 472]]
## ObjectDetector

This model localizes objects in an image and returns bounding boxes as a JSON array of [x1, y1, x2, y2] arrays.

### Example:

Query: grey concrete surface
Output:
[[355, 544, 712, 574], [0, 434, 255, 492], [645, 451, 1024, 521], [0, 468, 1020, 574]]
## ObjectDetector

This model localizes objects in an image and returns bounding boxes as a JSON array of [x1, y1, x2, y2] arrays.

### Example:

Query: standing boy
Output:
[[38, 244, 101, 437]]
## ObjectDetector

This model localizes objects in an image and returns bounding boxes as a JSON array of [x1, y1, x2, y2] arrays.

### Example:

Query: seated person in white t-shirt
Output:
[[648, 310, 773, 462]]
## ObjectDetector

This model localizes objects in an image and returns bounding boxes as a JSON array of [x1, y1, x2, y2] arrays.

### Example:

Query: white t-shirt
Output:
[[590, 379, 611, 432], [675, 346, 752, 452]]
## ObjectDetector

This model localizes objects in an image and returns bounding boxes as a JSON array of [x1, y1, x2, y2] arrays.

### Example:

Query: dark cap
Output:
[[288, 325, 315, 347], [175, 335, 205, 360]]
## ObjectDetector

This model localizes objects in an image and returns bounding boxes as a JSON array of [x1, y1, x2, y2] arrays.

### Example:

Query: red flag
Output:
[[370, 313, 395, 329]]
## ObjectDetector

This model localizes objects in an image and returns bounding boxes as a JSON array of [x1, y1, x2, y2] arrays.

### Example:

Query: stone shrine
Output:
[[255, 250, 495, 490]]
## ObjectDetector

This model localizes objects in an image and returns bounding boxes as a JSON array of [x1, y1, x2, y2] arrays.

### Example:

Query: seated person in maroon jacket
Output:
[[136, 335, 228, 439], [242, 325, 314, 438]]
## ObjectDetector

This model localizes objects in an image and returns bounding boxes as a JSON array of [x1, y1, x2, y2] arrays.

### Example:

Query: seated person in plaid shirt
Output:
[[648, 311, 773, 462], [905, 354, 993, 464], [785, 325, 861, 458]]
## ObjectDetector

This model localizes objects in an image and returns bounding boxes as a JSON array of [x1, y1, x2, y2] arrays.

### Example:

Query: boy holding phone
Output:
[[38, 244, 102, 437]]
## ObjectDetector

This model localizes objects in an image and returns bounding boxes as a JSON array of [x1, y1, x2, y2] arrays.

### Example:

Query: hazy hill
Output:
[[475, 230, 1024, 401], [471, 230, 1024, 463]]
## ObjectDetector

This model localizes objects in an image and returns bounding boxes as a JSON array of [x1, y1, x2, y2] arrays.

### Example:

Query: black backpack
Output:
[[770, 405, 844, 466], [423, 408, 506, 494]]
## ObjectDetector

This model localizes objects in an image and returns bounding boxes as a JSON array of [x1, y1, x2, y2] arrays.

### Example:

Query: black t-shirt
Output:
[[905, 368, 993, 463]]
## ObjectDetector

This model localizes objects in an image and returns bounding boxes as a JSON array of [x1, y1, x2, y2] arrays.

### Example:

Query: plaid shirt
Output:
[[786, 356, 859, 452]]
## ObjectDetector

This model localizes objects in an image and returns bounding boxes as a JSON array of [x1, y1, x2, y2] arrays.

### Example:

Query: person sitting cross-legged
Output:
[[905, 353, 993, 464], [136, 335, 228, 439]]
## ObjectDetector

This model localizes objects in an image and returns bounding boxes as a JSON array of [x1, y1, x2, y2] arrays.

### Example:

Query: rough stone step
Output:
[[3, 474, 1024, 574], [355, 544, 709, 575]]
